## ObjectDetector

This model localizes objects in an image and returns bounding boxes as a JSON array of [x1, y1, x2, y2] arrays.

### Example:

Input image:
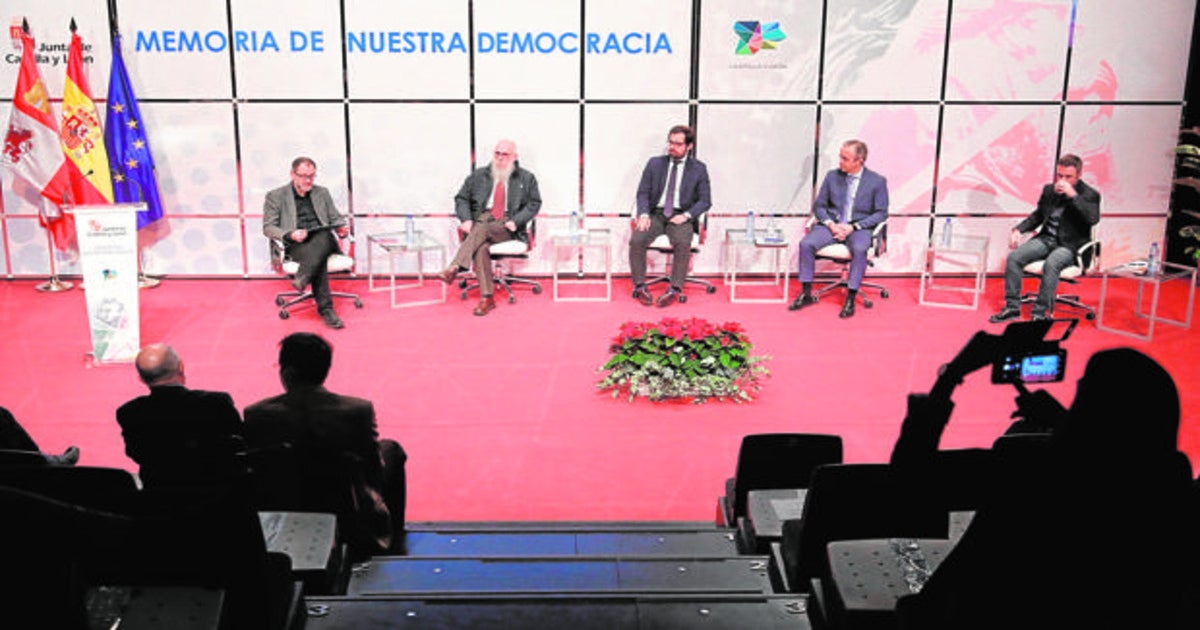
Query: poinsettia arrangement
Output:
[[597, 316, 770, 403]]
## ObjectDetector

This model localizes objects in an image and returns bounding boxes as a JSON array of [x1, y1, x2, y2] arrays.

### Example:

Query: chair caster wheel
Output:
[[880, 289, 890, 298], [460, 291, 469, 300], [508, 295, 517, 304], [354, 299, 363, 308], [679, 294, 688, 303], [863, 299, 874, 309], [532, 285, 543, 295], [1085, 312, 1096, 320], [275, 296, 286, 306], [278, 310, 290, 320], [705, 285, 717, 294]]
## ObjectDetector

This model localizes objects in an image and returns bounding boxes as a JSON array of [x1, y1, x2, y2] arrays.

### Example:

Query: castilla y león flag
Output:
[[59, 21, 114, 206], [1, 24, 74, 250]]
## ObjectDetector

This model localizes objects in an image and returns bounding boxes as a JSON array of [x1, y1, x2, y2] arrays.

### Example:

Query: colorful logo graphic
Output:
[[734, 21, 786, 56]]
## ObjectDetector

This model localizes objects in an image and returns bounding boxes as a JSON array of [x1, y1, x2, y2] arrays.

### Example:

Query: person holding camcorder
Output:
[[891, 321, 1198, 630]]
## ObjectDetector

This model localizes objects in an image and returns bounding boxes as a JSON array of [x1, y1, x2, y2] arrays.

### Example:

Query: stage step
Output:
[[401, 521, 738, 558], [346, 556, 773, 596], [303, 594, 812, 630]]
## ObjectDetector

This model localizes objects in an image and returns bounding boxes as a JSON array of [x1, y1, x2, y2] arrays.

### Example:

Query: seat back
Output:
[[643, 210, 707, 252], [729, 433, 843, 520], [488, 216, 537, 259], [0, 465, 140, 513], [247, 443, 390, 558], [272, 231, 356, 277], [781, 463, 946, 589], [808, 215, 888, 262]]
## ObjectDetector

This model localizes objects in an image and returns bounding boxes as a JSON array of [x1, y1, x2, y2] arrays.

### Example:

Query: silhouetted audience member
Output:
[[0, 405, 79, 466], [892, 334, 1198, 629], [244, 332, 407, 559], [116, 343, 247, 489]]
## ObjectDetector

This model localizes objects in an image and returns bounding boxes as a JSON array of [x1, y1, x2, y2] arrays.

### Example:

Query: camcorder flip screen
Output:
[[990, 319, 1077, 384]]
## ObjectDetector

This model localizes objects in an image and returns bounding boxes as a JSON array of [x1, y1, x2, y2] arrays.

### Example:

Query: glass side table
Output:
[[550, 228, 612, 302], [366, 230, 447, 308], [721, 228, 790, 303], [1096, 259, 1196, 341], [919, 231, 989, 310]]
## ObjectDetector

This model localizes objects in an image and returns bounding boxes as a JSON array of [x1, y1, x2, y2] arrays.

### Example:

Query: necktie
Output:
[[491, 179, 506, 221], [663, 160, 679, 217], [842, 174, 858, 224]]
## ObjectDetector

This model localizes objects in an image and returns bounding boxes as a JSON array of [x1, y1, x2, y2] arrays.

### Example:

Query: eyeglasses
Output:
[[493, 151, 513, 157], [293, 171, 316, 180], [667, 140, 687, 147]]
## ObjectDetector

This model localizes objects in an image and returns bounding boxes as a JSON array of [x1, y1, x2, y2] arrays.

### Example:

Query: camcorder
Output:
[[990, 318, 1077, 385]]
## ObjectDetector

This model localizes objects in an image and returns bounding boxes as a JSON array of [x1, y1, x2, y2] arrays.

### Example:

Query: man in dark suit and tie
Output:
[[263, 157, 350, 329], [438, 139, 542, 316], [244, 333, 407, 559], [790, 139, 889, 318], [116, 343, 247, 489], [628, 124, 713, 307]]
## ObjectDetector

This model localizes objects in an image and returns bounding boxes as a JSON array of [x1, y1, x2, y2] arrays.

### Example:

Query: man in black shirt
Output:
[[990, 154, 1101, 323], [263, 157, 350, 329]]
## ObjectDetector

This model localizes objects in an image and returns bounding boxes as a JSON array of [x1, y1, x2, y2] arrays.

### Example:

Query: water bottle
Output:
[[405, 214, 415, 246], [569, 210, 579, 237], [941, 217, 953, 247], [1147, 242, 1159, 275], [745, 210, 756, 240]]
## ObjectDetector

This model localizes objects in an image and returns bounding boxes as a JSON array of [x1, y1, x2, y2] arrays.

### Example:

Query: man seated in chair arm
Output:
[[990, 154, 1100, 324], [628, 124, 712, 308], [263, 156, 350, 329], [790, 139, 889, 319], [438, 139, 542, 317]]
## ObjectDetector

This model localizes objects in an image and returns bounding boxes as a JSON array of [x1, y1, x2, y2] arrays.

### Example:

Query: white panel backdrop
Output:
[[1, 0, 1195, 277]]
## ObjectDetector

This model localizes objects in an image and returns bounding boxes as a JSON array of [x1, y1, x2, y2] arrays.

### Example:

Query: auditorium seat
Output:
[[719, 433, 844, 529], [772, 463, 946, 624]]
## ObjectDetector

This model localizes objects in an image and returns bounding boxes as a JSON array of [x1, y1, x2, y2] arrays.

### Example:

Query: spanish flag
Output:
[[59, 19, 113, 205]]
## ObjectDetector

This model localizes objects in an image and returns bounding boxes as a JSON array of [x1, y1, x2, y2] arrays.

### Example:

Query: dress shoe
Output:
[[320, 310, 344, 329], [989, 306, 1021, 324], [473, 296, 497, 316], [839, 299, 856, 319], [656, 288, 680, 308], [49, 445, 80, 467], [437, 266, 458, 284], [632, 287, 654, 307], [788, 293, 818, 311]]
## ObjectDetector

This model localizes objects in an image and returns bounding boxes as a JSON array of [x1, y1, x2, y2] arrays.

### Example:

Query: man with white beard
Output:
[[439, 139, 543, 316]]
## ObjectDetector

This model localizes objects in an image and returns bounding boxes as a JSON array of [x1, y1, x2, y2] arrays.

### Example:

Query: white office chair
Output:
[[458, 219, 543, 304], [1020, 231, 1101, 320], [271, 233, 362, 320], [642, 211, 717, 302], [807, 216, 890, 308]]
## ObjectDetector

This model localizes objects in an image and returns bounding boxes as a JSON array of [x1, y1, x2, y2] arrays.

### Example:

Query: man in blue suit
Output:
[[628, 124, 712, 307], [790, 139, 889, 318]]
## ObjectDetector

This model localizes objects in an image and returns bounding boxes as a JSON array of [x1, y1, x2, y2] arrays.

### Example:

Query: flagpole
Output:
[[35, 201, 74, 292]]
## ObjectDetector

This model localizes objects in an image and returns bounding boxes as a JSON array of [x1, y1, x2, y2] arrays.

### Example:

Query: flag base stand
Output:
[[138, 273, 161, 289], [35, 276, 75, 292]]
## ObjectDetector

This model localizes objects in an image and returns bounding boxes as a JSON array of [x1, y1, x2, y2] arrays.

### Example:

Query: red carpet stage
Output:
[[2, 275, 1197, 521]]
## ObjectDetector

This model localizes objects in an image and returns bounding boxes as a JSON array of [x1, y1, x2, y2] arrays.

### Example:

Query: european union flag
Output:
[[104, 33, 163, 229]]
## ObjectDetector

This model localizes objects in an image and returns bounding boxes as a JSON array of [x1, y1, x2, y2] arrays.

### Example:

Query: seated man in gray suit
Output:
[[438, 139, 542, 316], [263, 156, 350, 329], [244, 333, 407, 559]]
